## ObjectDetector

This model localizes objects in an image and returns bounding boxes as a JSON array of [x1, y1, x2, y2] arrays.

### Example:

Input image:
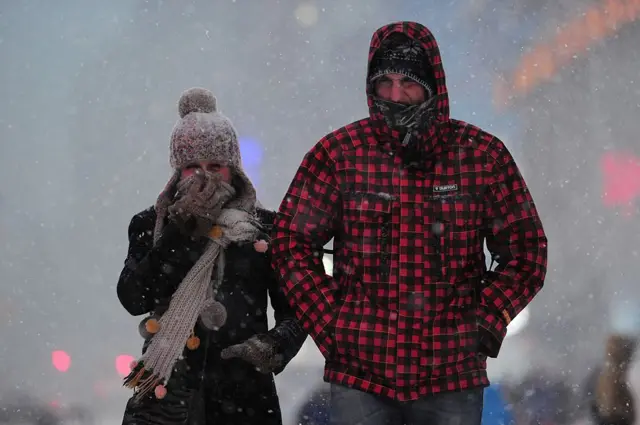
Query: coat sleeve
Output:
[[254, 208, 307, 374], [116, 209, 210, 316], [269, 139, 341, 359], [266, 265, 307, 375], [477, 144, 548, 357]]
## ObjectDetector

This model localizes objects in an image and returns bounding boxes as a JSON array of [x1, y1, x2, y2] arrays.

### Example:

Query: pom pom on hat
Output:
[[178, 87, 217, 118], [169, 86, 238, 172]]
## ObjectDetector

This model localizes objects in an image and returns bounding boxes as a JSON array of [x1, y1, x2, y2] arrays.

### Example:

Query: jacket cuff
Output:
[[267, 319, 306, 375], [477, 308, 508, 358], [157, 220, 210, 250]]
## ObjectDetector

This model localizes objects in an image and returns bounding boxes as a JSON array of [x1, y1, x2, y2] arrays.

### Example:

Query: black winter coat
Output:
[[117, 207, 306, 425]]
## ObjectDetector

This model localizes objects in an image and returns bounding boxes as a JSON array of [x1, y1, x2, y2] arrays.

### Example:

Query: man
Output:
[[117, 87, 305, 425], [271, 21, 547, 425]]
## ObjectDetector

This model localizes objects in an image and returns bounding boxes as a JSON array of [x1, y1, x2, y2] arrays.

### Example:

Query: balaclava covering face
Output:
[[369, 33, 437, 142]]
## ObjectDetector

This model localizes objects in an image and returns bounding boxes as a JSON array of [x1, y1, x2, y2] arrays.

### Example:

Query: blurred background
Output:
[[1, 0, 639, 423]]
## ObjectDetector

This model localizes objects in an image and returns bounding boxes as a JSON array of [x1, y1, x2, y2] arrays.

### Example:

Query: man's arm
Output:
[[478, 144, 548, 357], [270, 139, 341, 358]]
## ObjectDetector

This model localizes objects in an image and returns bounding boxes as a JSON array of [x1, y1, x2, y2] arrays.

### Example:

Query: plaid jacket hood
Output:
[[366, 22, 449, 154], [271, 21, 547, 401]]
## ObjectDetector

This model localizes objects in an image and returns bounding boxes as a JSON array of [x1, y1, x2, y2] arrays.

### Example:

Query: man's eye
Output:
[[401, 79, 419, 87]]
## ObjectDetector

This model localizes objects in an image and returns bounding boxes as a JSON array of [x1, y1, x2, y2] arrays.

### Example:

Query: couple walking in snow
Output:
[[117, 21, 547, 425]]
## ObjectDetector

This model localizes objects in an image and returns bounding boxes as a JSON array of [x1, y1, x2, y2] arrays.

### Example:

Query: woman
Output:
[[117, 87, 305, 425]]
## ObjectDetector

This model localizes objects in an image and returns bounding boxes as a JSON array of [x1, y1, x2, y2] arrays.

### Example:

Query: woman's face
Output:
[[180, 160, 232, 183]]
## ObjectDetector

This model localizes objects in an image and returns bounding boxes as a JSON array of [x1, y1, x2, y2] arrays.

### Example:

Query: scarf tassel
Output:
[[123, 361, 146, 389], [123, 361, 166, 400]]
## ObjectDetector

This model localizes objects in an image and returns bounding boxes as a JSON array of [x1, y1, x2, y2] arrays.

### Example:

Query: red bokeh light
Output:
[[601, 151, 640, 215], [115, 354, 136, 377], [51, 350, 71, 372]]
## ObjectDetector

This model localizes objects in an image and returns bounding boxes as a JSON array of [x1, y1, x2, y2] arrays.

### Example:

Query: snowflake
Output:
[[398, 40, 424, 56]]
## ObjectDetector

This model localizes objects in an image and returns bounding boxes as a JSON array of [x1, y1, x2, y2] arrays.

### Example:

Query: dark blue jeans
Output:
[[329, 384, 484, 425]]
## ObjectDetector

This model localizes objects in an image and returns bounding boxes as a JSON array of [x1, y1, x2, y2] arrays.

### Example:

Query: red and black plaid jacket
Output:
[[271, 21, 547, 401]]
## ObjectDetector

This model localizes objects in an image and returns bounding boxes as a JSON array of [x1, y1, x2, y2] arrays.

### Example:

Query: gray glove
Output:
[[168, 171, 236, 236], [220, 334, 284, 374]]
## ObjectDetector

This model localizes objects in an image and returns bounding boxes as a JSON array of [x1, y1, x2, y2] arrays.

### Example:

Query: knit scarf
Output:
[[124, 207, 260, 398]]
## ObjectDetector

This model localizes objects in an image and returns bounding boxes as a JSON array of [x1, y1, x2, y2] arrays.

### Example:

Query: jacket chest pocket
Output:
[[342, 192, 393, 285], [425, 193, 484, 283]]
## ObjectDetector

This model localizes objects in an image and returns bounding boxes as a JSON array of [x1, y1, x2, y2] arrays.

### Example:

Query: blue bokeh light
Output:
[[239, 137, 263, 189]]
